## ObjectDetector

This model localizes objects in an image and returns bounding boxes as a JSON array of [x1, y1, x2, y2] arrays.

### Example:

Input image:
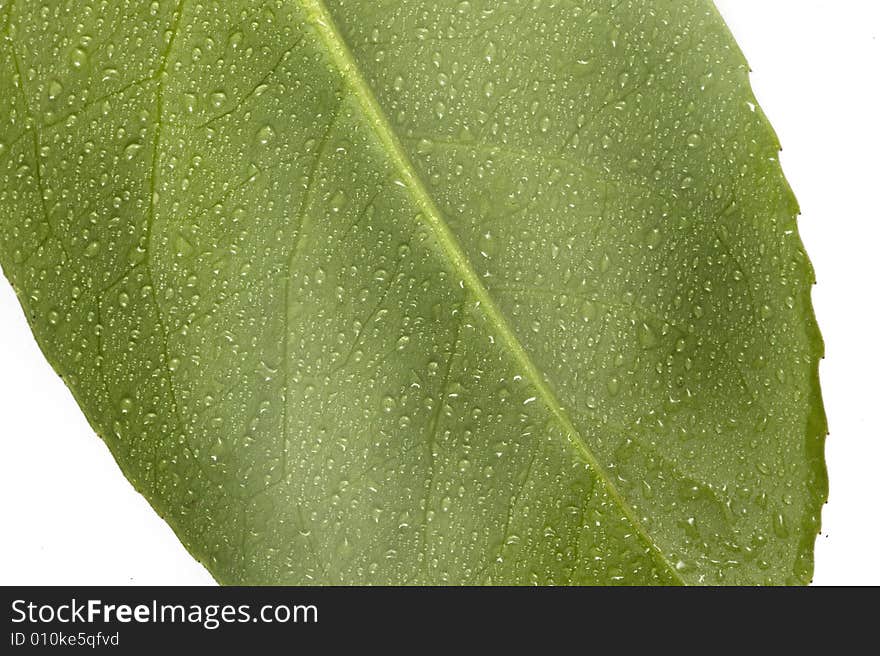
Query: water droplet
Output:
[[773, 512, 789, 538], [47, 79, 63, 100], [68, 46, 89, 70], [120, 397, 133, 414], [484, 41, 497, 63], [257, 124, 275, 145], [174, 233, 194, 257], [607, 377, 620, 396], [210, 91, 227, 108], [638, 323, 657, 349], [580, 299, 598, 322], [329, 190, 347, 212], [123, 141, 143, 160]]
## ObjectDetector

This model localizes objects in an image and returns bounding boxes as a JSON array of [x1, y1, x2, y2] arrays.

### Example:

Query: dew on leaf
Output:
[[0, 0, 824, 588], [68, 47, 89, 69], [257, 124, 275, 144], [47, 79, 63, 100]]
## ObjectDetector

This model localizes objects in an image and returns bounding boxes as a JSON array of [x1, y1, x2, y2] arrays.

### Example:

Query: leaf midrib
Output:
[[300, 0, 686, 585]]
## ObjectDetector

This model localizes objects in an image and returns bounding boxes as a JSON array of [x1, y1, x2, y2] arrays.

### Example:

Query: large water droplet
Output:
[[257, 124, 275, 145], [68, 46, 89, 70]]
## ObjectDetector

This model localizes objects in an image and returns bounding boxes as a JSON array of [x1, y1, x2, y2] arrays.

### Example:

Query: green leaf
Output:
[[0, 0, 826, 585]]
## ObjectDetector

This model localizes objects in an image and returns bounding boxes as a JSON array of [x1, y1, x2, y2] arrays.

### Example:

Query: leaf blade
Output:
[[0, 0, 826, 584]]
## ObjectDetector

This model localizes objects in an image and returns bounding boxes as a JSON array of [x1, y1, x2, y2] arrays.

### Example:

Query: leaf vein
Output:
[[301, 0, 685, 585]]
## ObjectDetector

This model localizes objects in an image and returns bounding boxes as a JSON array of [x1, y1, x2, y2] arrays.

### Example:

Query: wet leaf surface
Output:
[[0, 0, 826, 584]]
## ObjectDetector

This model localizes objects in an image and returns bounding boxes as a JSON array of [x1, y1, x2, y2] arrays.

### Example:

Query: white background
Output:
[[1, 1, 877, 585]]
